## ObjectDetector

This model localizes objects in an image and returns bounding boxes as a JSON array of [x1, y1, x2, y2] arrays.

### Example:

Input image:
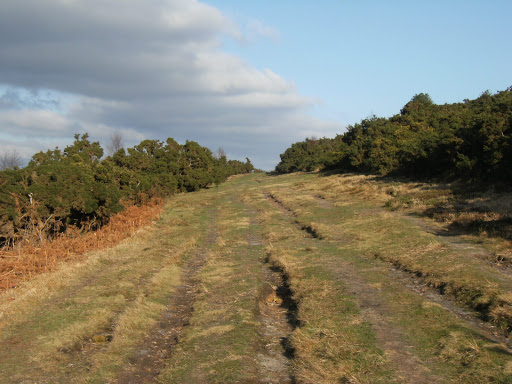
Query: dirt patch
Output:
[[327, 259, 444, 384], [112, 220, 217, 384], [265, 194, 322, 240], [248, 213, 296, 384], [313, 194, 334, 209], [256, 273, 295, 384]]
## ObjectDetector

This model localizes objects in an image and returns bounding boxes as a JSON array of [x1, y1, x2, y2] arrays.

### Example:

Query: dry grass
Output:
[[276, 174, 512, 329], [264, 238, 393, 383], [257, 172, 512, 382], [0, 188, 206, 382], [2, 172, 511, 382], [316, 173, 392, 205], [157, 185, 267, 383], [0, 199, 164, 291], [33, 306, 117, 363], [0, 225, 157, 330], [439, 332, 482, 368]]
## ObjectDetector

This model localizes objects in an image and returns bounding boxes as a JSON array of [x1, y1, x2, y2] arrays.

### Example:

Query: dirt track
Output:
[[1, 173, 511, 383]]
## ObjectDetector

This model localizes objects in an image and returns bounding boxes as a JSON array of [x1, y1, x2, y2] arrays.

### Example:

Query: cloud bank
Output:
[[0, 0, 341, 170]]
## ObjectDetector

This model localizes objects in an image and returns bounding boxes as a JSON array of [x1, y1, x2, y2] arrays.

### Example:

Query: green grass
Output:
[[157, 179, 267, 383], [256, 172, 512, 383], [269, 173, 512, 329], [1, 172, 511, 383], [0, 190, 212, 383]]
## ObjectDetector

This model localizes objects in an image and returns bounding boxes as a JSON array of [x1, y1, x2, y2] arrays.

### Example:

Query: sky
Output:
[[0, 0, 511, 171]]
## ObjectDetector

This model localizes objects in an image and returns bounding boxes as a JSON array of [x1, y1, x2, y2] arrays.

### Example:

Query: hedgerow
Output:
[[0, 134, 254, 247]]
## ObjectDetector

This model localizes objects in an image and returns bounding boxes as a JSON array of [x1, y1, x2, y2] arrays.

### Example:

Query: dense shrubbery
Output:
[[0, 134, 254, 246], [275, 136, 344, 173], [276, 88, 512, 182]]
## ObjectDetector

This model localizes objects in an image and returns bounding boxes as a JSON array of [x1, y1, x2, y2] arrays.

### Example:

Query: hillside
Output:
[[1, 172, 511, 383]]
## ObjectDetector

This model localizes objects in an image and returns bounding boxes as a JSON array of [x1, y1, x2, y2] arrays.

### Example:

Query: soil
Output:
[[328, 260, 445, 384], [247, 211, 296, 384], [112, 218, 218, 384], [313, 194, 334, 209], [256, 270, 295, 384]]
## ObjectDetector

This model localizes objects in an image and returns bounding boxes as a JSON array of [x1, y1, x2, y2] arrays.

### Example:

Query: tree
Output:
[[1, 132, 256, 247], [106, 131, 124, 156], [0, 149, 23, 170], [244, 157, 255, 173], [64, 133, 103, 164], [410, 93, 433, 105], [400, 93, 434, 118], [213, 147, 227, 160]]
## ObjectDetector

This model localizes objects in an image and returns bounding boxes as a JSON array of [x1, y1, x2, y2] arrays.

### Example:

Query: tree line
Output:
[[276, 87, 512, 183], [0, 134, 254, 247]]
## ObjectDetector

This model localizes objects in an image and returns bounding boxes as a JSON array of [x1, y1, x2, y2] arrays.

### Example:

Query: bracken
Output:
[[0, 198, 164, 291]]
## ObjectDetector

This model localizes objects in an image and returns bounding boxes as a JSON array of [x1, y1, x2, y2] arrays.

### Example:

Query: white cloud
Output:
[[222, 92, 309, 108], [0, 0, 342, 170], [0, 109, 73, 136], [79, 122, 146, 143]]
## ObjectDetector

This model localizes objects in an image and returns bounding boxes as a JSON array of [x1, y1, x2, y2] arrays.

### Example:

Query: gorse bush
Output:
[[0, 134, 254, 247], [275, 136, 344, 173], [276, 87, 512, 182]]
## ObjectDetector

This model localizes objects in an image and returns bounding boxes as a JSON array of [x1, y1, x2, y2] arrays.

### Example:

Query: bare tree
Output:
[[213, 147, 227, 159], [0, 149, 23, 170], [106, 131, 124, 156]]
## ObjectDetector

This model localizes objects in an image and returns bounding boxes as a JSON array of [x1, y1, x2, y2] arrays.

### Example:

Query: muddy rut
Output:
[[113, 216, 218, 384], [265, 194, 443, 383], [248, 209, 297, 384], [283, 190, 512, 349]]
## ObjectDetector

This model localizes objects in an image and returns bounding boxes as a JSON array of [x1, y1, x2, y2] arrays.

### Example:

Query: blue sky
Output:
[[0, 0, 511, 170], [212, 0, 512, 123]]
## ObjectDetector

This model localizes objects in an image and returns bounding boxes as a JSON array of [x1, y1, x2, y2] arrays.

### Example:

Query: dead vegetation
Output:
[[0, 199, 164, 291], [260, 173, 512, 382], [1, 172, 512, 383], [0, 191, 205, 383], [341, 174, 512, 263], [291, 172, 512, 270], [271, 173, 512, 331], [114, 214, 215, 384]]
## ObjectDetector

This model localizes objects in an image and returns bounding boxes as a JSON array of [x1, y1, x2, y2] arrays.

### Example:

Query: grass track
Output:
[[1, 172, 511, 383]]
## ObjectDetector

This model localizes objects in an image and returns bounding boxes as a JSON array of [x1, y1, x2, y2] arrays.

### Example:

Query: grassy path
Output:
[[255, 173, 512, 382], [114, 207, 218, 383], [1, 173, 511, 383]]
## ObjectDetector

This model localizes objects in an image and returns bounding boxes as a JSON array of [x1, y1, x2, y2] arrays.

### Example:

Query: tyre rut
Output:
[[112, 213, 218, 384], [247, 206, 297, 384], [264, 193, 444, 383], [298, 190, 512, 350]]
